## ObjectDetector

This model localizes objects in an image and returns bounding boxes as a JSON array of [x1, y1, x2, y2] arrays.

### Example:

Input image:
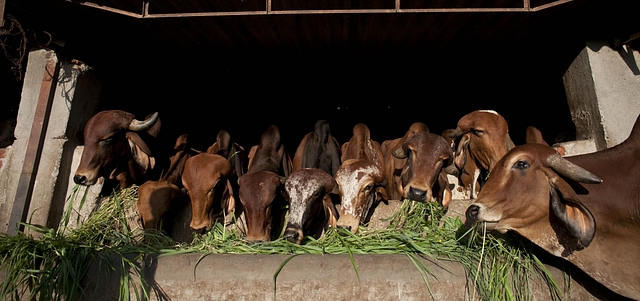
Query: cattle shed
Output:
[[1, 0, 640, 300]]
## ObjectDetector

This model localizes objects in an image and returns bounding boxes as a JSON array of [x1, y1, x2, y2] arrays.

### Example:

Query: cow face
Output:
[[137, 180, 182, 230], [182, 153, 233, 232], [335, 159, 385, 233], [284, 168, 339, 244], [74, 110, 160, 187], [392, 132, 452, 206], [449, 110, 514, 172], [238, 170, 286, 242], [465, 144, 600, 256]]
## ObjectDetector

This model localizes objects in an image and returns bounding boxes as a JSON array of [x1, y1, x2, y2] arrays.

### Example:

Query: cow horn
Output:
[[449, 127, 464, 138], [129, 112, 159, 131], [546, 153, 602, 184]]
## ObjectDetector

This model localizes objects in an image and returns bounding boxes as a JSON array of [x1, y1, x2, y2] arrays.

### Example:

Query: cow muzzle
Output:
[[73, 172, 99, 186], [465, 204, 498, 230], [283, 226, 304, 244], [406, 187, 431, 202], [336, 214, 360, 233]]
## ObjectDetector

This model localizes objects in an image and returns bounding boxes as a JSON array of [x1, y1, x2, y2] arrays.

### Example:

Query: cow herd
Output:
[[73, 109, 640, 300]]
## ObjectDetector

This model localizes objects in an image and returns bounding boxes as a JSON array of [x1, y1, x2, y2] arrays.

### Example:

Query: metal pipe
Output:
[[66, 0, 575, 18]]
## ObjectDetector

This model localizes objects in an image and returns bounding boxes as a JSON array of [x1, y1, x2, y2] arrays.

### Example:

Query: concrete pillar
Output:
[[0, 49, 102, 235], [563, 40, 640, 151]]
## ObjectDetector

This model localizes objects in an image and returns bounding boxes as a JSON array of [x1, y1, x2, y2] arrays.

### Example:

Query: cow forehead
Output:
[[286, 171, 325, 199]]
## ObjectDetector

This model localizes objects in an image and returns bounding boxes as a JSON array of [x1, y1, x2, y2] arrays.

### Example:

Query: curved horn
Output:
[[449, 127, 464, 138], [129, 112, 159, 131], [546, 153, 602, 184]]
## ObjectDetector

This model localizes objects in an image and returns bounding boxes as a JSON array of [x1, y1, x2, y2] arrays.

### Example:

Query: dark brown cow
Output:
[[137, 134, 196, 231], [181, 153, 234, 232], [446, 110, 515, 198], [74, 110, 162, 189], [283, 168, 339, 244], [238, 125, 292, 242], [391, 131, 453, 206], [292, 120, 341, 176], [465, 115, 640, 300], [335, 123, 387, 233], [381, 122, 429, 200]]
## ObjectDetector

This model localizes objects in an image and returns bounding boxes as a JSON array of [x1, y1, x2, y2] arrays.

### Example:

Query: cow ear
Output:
[[392, 147, 407, 159], [207, 142, 219, 155], [126, 132, 156, 173], [223, 178, 236, 215], [438, 172, 452, 207], [546, 169, 596, 249]]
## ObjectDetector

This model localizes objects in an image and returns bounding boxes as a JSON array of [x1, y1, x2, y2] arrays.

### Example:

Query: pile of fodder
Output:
[[0, 186, 566, 301]]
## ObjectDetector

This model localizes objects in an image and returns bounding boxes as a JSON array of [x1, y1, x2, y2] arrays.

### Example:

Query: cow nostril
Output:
[[337, 225, 351, 232], [73, 175, 86, 185], [466, 205, 480, 220], [408, 187, 427, 201]]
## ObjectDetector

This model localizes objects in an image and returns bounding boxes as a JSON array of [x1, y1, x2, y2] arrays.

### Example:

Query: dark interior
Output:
[[3, 0, 640, 153]]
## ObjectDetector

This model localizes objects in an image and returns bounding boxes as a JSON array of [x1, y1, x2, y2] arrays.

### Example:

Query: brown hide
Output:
[[137, 134, 196, 231], [239, 125, 291, 242], [238, 170, 286, 242], [74, 110, 161, 188], [181, 153, 233, 232], [335, 123, 387, 233], [381, 122, 429, 200], [447, 110, 514, 197], [206, 129, 246, 179], [392, 132, 452, 207], [292, 120, 342, 177], [283, 168, 339, 244], [465, 115, 640, 300]]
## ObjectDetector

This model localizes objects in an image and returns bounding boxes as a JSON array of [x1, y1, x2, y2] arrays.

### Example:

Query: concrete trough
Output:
[[79, 253, 622, 301]]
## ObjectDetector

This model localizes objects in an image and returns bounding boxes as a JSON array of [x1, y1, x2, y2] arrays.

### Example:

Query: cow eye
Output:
[[472, 129, 484, 136], [363, 185, 372, 192], [513, 160, 529, 170], [100, 137, 113, 145]]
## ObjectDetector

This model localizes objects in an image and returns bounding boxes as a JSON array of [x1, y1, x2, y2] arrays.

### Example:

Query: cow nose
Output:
[[337, 225, 351, 232], [466, 204, 480, 221], [285, 232, 299, 244], [73, 175, 87, 185], [407, 187, 427, 202]]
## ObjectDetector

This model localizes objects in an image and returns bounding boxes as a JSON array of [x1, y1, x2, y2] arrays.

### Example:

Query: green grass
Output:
[[0, 185, 568, 301]]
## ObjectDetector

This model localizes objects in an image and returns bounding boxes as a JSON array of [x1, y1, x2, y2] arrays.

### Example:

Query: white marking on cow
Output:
[[285, 174, 323, 225], [336, 164, 380, 217], [478, 110, 498, 115]]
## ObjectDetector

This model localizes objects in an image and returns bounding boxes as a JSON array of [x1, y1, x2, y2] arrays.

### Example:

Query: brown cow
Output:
[[292, 120, 342, 176], [390, 131, 453, 207], [335, 123, 387, 233], [465, 115, 640, 300], [238, 125, 292, 242], [74, 110, 163, 189], [181, 153, 234, 232], [283, 168, 339, 244], [137, 134, 196, 231], [381, 122, 429, 200], [446, 110, 515, 198]]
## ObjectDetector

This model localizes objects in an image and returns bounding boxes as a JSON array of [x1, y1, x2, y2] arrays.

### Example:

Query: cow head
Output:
[[137, 180, 182, 230], [238, 170, 287, 242], [448, 110, 514, 173], [392, 132, 453, 206], [335, 159, 386, 233], [284, 168, 339, 244], [74, 110, 160, 187], [181, 153, 233, 232], [465, 144, 602, 256]]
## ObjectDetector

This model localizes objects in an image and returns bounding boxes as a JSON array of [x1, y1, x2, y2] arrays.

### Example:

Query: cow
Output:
[[335, 123, 387, 233], [181, 152, 234, 233], [445, 110, 515, 198], [292, 120, 342, 176], [283, 168, 339, 244], [238, 125, 292, 242], [464, 115, 640, 300], [390, 131, 453, 207], [137, 134, 196, 232], [381, 122, 430, 201], [73, 110, 164, 189]]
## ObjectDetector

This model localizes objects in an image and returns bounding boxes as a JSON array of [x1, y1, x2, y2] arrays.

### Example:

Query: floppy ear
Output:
[[544, 168, 596, 249], [323, 194, 339, 228], [438, 171, 452, 207], [126, 132, 156, 173], [207, 142, 220, 154]]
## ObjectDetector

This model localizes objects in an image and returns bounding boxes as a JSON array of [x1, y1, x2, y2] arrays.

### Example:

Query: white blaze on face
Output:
[[336, 164, 380, 217], [285, 175, 324, 225]]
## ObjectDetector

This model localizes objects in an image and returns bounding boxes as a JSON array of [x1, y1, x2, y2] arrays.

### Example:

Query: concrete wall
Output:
[[563, 40, 640, 151]]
